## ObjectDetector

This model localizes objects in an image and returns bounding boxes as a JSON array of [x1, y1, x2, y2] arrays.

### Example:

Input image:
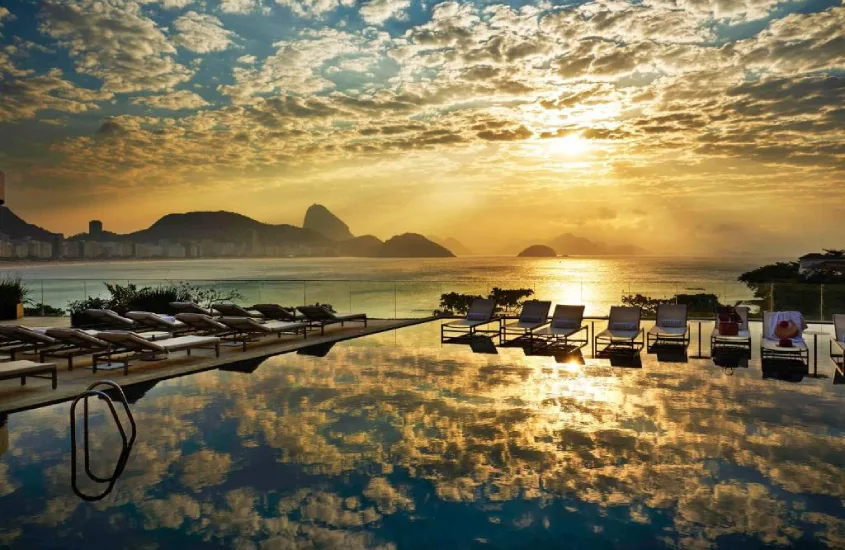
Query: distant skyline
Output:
[[1, 0, 843, 256]]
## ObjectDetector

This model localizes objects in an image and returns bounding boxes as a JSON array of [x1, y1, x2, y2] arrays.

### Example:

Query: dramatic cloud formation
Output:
[[1, 0, 844, 254]]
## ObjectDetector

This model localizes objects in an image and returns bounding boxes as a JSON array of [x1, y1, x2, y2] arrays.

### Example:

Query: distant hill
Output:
[[0, 207, 60, 240], [303, 204, 354, 241], [518, 244, 557, 257], [428, 236, 472, 256], [339, 235, 384, 257], [548, 233, 645, 256], [379, 233, 455, 258], [128, 211, 331, 246]]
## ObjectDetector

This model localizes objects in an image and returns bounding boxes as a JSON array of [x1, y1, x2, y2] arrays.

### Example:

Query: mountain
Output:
[[427, 236, 472, 256], [518, 245, 557, 257], [548, 233, 646, 256], [339, 235, 384, 257], [303, 204, 354, 241], [0, 207, 60, 240], [127, 211, 331, 246], [379, 233, 455, 258]]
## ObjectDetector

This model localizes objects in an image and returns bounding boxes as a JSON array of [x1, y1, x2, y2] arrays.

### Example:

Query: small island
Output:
[[518, 245, 557, 258], [379, 233, 455, 258]]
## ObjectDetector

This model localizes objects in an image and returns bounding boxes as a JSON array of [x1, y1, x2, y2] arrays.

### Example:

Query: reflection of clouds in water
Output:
[[0, 325, 844, 547]]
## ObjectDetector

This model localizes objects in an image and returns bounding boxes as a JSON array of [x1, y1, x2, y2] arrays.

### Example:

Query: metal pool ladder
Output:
[[70, 381, 137, 501]]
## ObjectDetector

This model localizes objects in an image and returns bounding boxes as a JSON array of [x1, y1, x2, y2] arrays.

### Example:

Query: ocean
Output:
[[4, 256, 773, 318]]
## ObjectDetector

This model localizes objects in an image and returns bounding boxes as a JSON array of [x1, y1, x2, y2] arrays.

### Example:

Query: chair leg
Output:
[[52, 370, 57, 389], [20, 375, 26, 386]]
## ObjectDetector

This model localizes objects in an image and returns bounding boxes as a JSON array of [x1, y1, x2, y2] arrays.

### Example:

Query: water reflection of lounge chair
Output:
[[711, 306, 751, 355], [595, 306, 644, 354], [760, 311, 809, 366], [297, 342, 336, 357], [441, 299, 499, 341], [532, 305, 588, 351], [501, 300, 552, 345], [94, 333, 221, 375], [829, 314, 845, 367], [647, 304, 690, 351]]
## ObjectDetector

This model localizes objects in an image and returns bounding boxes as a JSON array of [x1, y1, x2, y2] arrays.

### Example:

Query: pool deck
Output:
[[0, 317, 430, 414]]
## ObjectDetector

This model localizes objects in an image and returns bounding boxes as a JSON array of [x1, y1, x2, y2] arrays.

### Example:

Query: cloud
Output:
[[173, 11, 236, 53], [0, 68, 112, 121], [274, 0, 355, 18], [0, 6, 14, 27], [38, 0, 192, 93], [477, 125, 532, 141], [359, 0, 410, 25], [139, 0, 195, 9], [219, 0, 262, 13], [131, 90, 210, 110]]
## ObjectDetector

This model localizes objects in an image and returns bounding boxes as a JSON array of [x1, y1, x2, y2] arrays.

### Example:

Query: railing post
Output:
[[41, 281, 45, 316], [769, 282, 775, 312], [349, 283, 352, 314], [820, 284, 824, 322], [303, 281, 307, 306], [394, 282, 397, 319]]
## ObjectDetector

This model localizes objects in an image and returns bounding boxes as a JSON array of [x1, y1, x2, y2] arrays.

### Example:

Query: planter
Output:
[[0, 302, 23, 321]]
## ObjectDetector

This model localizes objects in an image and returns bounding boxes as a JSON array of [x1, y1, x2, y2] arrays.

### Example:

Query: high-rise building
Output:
[[89, 220, 103, 236]]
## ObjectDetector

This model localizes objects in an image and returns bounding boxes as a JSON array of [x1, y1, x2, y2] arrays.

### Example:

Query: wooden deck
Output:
[[0, 317, 429, 414]]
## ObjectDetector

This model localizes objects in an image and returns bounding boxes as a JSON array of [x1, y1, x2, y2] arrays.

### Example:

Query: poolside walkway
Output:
[[0, 317, 428, 414]]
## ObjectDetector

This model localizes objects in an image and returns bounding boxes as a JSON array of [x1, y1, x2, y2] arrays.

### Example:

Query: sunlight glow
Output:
[[545, 134, 592, 156]]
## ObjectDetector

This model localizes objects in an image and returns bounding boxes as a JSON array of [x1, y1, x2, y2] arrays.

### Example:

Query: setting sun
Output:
[[546, 134, 592, 156]]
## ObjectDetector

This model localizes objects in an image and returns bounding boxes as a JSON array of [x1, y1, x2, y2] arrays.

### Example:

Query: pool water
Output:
[[1, 322, 844, 549]]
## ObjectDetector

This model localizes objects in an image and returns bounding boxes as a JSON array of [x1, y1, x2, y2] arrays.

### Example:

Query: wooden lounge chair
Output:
[[830, 314, 845, 367], [0, 360, 57, 390], [440, 298, 498, 341], [711, 306, 751, 355], [761, 311, 809, 366], [94, 332, 222, 375], [175, 313, 234, 336], [126, 311, 193, 336], [647, 304, 690, 351], [0, 325, 59, 360], [41, 328, 113, 371], [533, 305, 588, 350], [212, 303, 263, 318], [170, 302, 215, 316], [252, 303, 299, 322], [217, 317, 307, 351], [84, 309, 137, 330], [501, 300, 552, 344], [296, 306, 368, 335], [595, 306, 644, 354]]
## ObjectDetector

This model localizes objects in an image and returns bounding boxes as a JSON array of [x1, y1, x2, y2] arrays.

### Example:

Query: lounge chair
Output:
[[0, 326, 59, 360], [533, 305, 588, 350], [170, 302, 215, 316], [440, 298, 498, 341], [126, 311, 193, 336], [212, 303, 263, 318], [711, 306, 751, 355], [94, 332, 222, 375], [175, 313, 234, 336], [501, 300, 552, 345], [296, 306, 368, 335], [252, 303, 299, 322], [84, 309, 171, 340], [830, 314, 845, 367], [217, 317, 308, 351], [647, 304, 690, 351], [0, 360, 57, 390], [41, 328, 113, 371], [761, 311, 809, 366], [595, 306, 644, 354]]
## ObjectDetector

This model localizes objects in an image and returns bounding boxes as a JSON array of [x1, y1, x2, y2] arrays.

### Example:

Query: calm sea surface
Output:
[[1, 322, 843, 549], [5, 256, 777, 317]]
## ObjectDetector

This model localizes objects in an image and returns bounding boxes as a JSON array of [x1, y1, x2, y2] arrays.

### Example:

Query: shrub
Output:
[[24, 303, 65, 317], [0, 275, 29, 305]]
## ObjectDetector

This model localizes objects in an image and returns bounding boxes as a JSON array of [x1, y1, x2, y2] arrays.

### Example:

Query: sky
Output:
[[0, 0, 843, 256]]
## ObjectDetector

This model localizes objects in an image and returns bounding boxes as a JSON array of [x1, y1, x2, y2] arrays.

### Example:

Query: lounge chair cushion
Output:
[[660, 319, 685, 328], [610, 322, 638, 331], [553, 319, 578, 329]]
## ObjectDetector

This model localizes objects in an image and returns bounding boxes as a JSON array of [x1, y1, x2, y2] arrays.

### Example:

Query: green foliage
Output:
[[24, 303, 65, 317], [67, 281, 245, 315], [0, 275, 29, 305], [622, 292, 723, 317], [488, 287, 534, 315], [437, 292, 483, 316], [67, 296, 110, 315], [312, 302, 336, 313]]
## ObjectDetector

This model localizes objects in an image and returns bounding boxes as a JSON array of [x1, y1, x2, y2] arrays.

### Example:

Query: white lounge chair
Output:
[[533, 305, 588, 350], [170, 302, 215, 316], [94, 332, 221, 375], [0, 360, 57, 390], [595, 306, 644, 354], [296, 306, 367, 335], [711, 306, 751, 355], [0, 325, 58, 360], [501, 300, 552, 344], [212, 303, 263, 318], [647, 304, 690, 351], [761, 311, 809, 366], [175, 313, 234, 336], [41, 328, 113, 371], [126, 311, 193, 336], [84, 310, 171, 340], [440, 298, 498, 341], [252, 303, 300, 322], [830, 314, 845, 367], [217, 317, 308, 351]]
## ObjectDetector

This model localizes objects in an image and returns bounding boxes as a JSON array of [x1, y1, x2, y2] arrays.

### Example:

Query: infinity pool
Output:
[[1, 322, 844, 549]]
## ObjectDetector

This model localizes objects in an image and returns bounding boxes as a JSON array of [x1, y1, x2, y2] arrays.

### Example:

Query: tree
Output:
[[488, 287, 534, 315]]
